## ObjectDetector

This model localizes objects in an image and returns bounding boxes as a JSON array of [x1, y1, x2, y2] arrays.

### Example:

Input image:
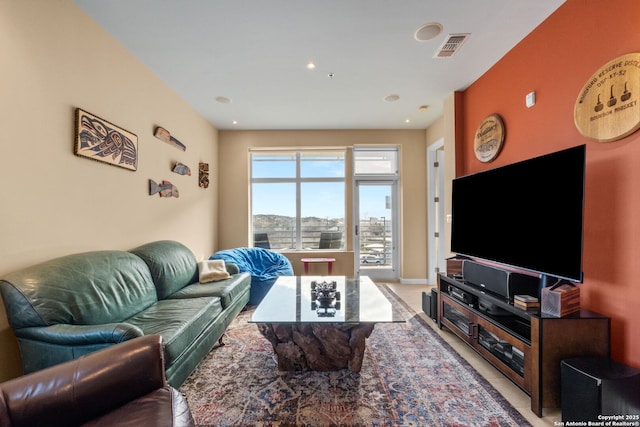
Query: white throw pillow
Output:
[[197, 259, 231, 283]]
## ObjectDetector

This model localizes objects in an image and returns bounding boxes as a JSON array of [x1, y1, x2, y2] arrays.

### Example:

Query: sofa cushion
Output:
[[125, 297, 223, 367], [130, 241, 199, 299], [0, 251, 157, 328], [168, 272, 251, 309]]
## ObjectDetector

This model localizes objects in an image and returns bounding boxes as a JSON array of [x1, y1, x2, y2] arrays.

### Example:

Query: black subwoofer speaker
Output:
[[422, 288, 438, 322], [561, 357, 640, 422]]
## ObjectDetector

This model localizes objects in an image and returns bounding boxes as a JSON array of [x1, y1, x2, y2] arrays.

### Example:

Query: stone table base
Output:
[[257, 323, 376, 372]]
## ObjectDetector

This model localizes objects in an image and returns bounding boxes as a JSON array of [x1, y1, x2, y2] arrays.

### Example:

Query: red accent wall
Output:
[[461, 0, 640, 369]]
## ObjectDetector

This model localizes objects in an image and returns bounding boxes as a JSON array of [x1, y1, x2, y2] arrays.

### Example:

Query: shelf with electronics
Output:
[[437, 269, 610, 417]]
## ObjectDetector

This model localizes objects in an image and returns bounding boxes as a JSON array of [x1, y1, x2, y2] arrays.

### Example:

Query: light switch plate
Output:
[[526, 91, 536, 108]]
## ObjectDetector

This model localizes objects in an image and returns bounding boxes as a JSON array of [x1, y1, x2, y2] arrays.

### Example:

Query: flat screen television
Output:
[[451, 144, 586, 284]]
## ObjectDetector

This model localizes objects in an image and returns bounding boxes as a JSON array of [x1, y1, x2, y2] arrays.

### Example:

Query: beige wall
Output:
[[218, 129, 430, 281], [0, 0, 219, 380], [426, 116, 444, 148]]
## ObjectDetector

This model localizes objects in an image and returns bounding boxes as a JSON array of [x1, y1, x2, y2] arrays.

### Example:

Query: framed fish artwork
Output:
[[74, 108, 138, 171]]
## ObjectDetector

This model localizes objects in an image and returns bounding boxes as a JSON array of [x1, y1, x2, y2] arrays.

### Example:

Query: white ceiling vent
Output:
[[434, 33, 470, 58]]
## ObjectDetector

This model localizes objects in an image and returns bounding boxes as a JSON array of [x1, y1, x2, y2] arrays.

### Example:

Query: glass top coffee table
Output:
[[251, 276, 403, 372]]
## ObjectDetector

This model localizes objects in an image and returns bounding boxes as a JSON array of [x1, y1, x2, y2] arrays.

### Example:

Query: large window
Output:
[[251, 150, 345, 250]]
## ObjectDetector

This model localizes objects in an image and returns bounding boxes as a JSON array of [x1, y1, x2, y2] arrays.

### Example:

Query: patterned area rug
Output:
[[180, 285, 531, 427]]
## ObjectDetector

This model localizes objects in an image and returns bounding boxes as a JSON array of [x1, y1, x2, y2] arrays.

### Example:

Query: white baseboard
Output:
[[399, 278, 430, 285]]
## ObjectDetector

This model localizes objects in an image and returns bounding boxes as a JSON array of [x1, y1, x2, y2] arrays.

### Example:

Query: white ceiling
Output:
[[74, 0, 565, 130]]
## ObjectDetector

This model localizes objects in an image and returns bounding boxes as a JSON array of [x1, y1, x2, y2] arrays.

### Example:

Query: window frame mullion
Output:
[[295, 152, 302, 250]]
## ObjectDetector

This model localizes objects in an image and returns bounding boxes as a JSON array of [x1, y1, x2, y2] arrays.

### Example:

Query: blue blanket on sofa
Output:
[[210, 247, 293, 304]]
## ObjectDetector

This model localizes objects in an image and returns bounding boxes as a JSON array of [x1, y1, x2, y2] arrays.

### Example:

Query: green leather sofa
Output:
[[0, 240, 250, 387]]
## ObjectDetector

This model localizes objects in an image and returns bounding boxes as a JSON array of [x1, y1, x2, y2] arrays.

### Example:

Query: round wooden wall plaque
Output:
[[474, 114, 505, 162], [574, 53, 640, 142]]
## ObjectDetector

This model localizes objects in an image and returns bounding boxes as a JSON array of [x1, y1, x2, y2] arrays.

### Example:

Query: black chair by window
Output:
[[254, 233, 271, 249], [319, 231, 343, 249]]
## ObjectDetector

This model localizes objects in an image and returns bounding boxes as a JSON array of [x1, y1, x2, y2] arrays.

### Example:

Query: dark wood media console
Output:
[[437, 273, 610, 417]]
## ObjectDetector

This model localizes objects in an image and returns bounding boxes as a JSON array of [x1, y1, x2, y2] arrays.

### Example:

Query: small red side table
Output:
[[301, 258, 336, 275]]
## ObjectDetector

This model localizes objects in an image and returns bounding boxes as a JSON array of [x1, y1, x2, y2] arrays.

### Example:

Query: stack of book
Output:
[[514, 294, 540, 311]]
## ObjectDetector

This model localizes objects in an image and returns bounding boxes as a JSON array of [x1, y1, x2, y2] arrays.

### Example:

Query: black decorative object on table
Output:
[[311, 280, 341, 317]]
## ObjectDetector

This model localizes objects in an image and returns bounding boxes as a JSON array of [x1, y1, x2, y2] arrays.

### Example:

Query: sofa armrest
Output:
[[16, 323, 144, 345], [0, 335, 167, 427], [226, 262, 240, 275]]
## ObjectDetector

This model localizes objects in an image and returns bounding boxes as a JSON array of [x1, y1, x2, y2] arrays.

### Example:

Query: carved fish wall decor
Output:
[[172, 162, 191, 176], [149, 179, 179, 198], [154, 127, 186, 151]]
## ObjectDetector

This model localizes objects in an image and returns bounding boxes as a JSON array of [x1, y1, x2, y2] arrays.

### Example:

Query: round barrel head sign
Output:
[[474, 114, 505, 162], [574, 53, 640, 142]]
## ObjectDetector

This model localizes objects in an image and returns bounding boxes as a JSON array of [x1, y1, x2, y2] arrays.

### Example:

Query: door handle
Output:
[[470, 323, 478, 339]]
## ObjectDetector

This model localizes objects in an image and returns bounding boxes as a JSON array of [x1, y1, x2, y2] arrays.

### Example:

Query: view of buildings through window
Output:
[[250, 149, 396, 266]]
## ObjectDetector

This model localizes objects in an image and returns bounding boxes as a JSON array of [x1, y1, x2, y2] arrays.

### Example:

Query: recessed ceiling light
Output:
[[232, 120, 238, 125], [414, 22, 443, 41], [306, 61, 316, 70], [405, 119, 411, 124], [418, 105, 429, 112], [384, 94, 400, 102], [215, 96, 232, 104]]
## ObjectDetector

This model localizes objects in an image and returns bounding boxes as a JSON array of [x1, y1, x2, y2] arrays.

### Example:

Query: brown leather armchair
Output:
[[0, 335, 194, 427]]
